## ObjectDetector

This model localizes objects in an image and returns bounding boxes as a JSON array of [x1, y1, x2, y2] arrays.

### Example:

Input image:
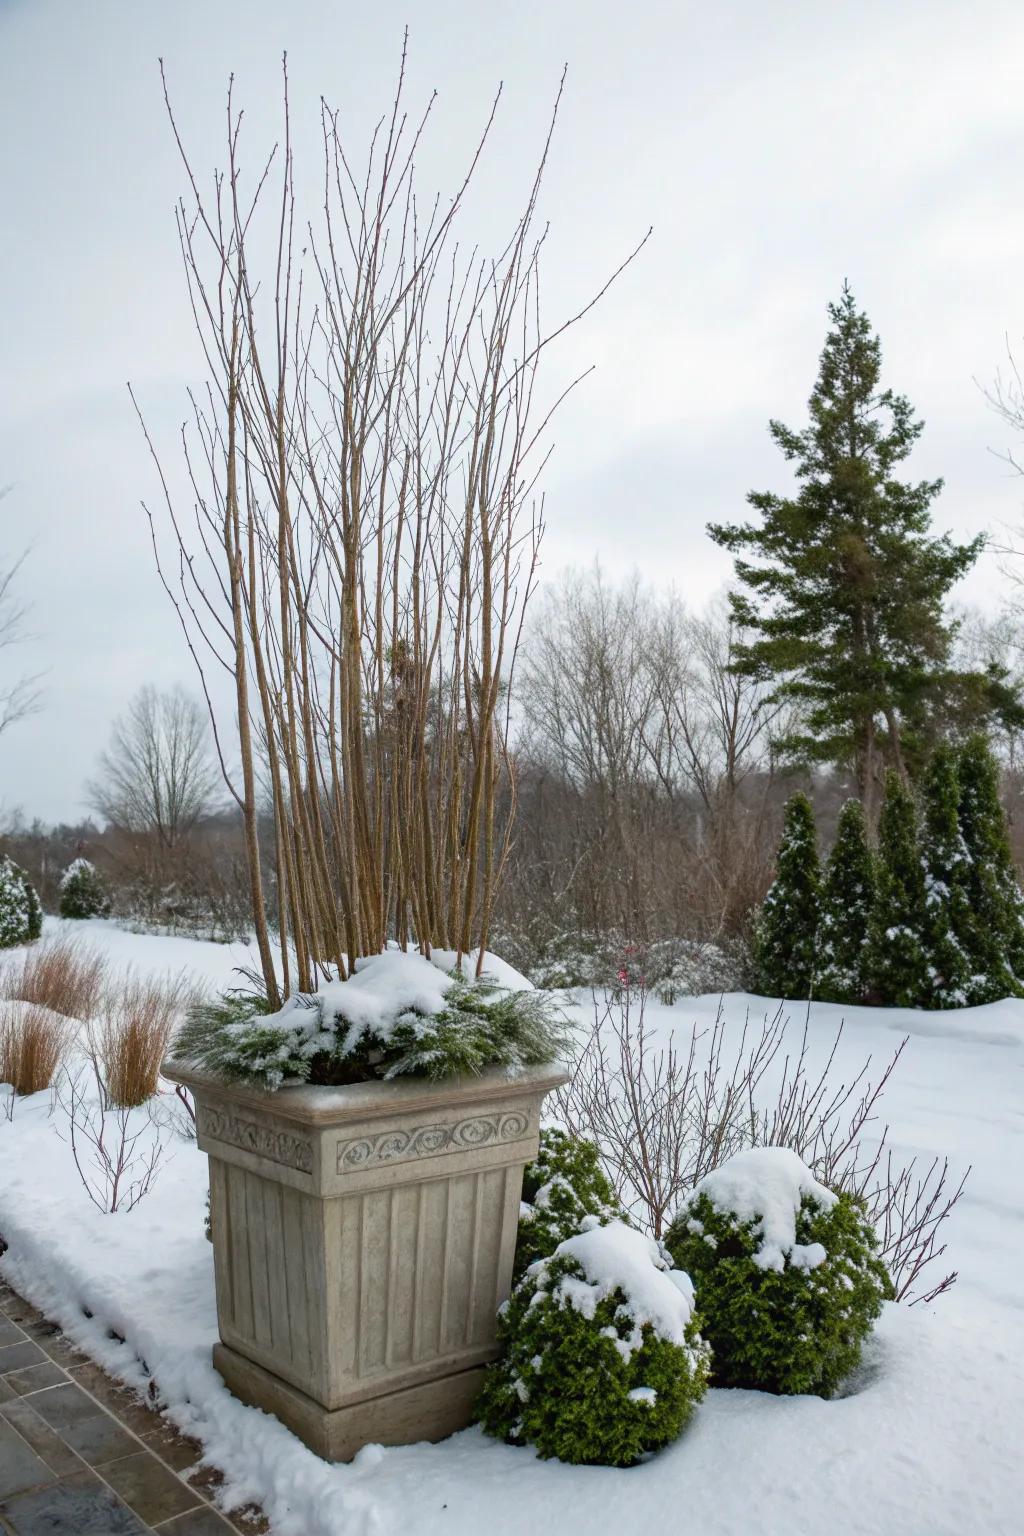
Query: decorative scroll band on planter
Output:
[[198, 1104, 315, 1174], [336, 1110, 532, 1172]]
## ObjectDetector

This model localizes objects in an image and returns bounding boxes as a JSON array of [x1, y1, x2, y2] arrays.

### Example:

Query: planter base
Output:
[[213, 1342, 488, 1462]]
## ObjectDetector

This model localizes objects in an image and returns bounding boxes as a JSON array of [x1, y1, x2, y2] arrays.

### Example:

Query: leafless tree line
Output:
[[497, 567, 796, 951]]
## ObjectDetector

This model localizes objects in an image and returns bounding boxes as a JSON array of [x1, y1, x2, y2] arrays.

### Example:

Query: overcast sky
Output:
[[3, 0, 1024, 823]]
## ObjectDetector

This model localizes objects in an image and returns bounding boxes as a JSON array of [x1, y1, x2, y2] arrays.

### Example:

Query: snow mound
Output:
[[317, 948, 534, 1044], [690, 1147, 837, 1273], [320, 951, 456, 1038], [429, 948, 534, 993], [543, 1220, 696, 1352]]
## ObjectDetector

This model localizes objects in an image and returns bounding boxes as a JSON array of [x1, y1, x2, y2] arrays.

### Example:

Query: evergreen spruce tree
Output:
[[709, 285, 1003, 818], [919, 744, 972, 1008], [20, 867, 42, 941], [956, 735, 1024, 1003], [0, 856, 31, 948], [753, 793, 820, 998], [813, 798, 875, 1003], [58, 858, 109, 920], [867, 771, 930, 1007]]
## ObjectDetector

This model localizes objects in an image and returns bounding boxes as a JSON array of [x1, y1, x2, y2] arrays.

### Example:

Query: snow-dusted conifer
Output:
[[59, 858, 109, 920], [0, 856, 32, 948], [919, 744, 972, 1008], [813, 798, 875, 1003], [868, 771, 930, 1007], [956, 734, 1024, 1002], [753, 793, 820, 998]]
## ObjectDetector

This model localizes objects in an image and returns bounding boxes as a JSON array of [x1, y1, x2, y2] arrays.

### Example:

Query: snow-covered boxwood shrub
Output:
[[0, 857, 35, 949], [59, 858, 109, 920], [665, 1147, 891, 1398], [515, 1128, 623, 1281], [175, 950, 571, 1090], [478, 1220, 710, 1465]]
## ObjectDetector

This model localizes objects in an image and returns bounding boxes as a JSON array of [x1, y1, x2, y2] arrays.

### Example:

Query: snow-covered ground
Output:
[[1, 917, 1023, 1536]]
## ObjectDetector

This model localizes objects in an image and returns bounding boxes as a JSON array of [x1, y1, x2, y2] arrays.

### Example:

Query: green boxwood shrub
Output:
[[515, 1128, 623, 1281], [59, 858, 109, 920], [0, 856, 37, 948], [478, 1219, 709, 1466], [665, 1147, 891, 1398]]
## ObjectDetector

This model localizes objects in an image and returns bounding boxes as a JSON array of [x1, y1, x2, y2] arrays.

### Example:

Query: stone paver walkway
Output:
[[0, 1278, 269, 1535]]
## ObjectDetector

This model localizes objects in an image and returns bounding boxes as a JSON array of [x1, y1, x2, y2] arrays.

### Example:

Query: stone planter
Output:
[[163, 1060, 567, 1460]]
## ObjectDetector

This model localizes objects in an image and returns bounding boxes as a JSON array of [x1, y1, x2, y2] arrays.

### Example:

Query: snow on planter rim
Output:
[[687, 1146, 837, 1273]]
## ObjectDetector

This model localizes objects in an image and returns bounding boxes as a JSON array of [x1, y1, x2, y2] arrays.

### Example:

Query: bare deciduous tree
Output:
[[135, 47, 645, 1002], [88, 685, 219, 851], [512, 566, 787, 942], [0, 487, 43, 738]]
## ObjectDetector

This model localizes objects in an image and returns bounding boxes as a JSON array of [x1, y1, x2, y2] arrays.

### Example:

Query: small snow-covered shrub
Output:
[[21, 870, 43, 941], [496, 926, 748, 999], [0, 856, 32, 948], [666, 1147, 891, 1397], [175, 950, 571, 1090], [515, 1128, 623, 1281], [59, 858, 109, 920], [478, 1220, 709, 1466]]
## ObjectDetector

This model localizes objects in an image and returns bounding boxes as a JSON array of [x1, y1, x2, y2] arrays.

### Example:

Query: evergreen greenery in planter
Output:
[[514, 1128, 623, 1281], [175, 950, 572, 1090], [813, 798, 875, 1004], [665, 1147, 891, 1398], [478, 1220, 709, 1466], [753, 793, 820, 998]]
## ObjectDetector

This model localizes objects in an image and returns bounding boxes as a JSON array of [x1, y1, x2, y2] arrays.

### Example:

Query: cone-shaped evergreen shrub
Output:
[[20, 868, 42, 941], [665, 1147, 891, 1397], [0, 857, 35, 949], [920, 745, 972, 1008], [753, 793, 820, 998], [58, 858, 109, 920], [514, 1128, 623, 1281], [813, 799, 875, 1003], [957, 734, 1024, 1002], [867, 771, 930, 1007], [478, 1220, 709, 1465]]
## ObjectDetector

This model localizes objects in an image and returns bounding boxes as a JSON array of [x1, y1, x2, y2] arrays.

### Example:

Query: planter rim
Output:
[[162, 1056, 569, 1126]]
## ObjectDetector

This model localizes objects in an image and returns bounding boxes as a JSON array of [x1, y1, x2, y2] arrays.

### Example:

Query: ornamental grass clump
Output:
[[515, 1127, 623, 1281], [478, 1219, 709, 1466], [0, 1000, 76, 1095], [666, 1146, 891, 1398], [174, 950, 571, 1090]]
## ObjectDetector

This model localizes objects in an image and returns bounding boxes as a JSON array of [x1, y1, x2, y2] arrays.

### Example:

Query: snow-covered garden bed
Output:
[[1, 917, 1023, 1535]]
